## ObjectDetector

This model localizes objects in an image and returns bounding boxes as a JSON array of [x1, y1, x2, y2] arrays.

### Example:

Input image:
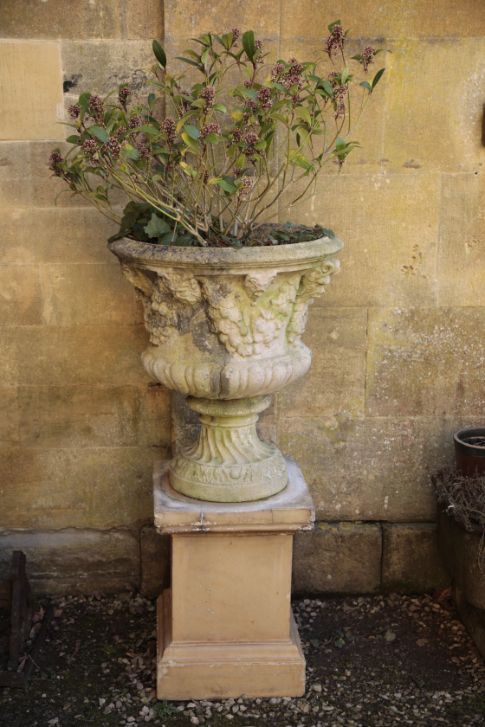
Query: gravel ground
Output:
[[1, 591, 484, 726]]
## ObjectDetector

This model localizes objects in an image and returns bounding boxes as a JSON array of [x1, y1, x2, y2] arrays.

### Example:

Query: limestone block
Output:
[[280, 0, 485, 40], [366, 307, 485, 417], [293, 522, 381, 594], [139, 524, 170, 598], [383, 39, 485, 171], [0, 529, 138, 594], [15, 385, 169, 449], [136, 384, 172, 448], [382, 523, 448, 593], [0, 208, 118, 265], [0, 265, 42, 325], [0, 41, 64, 141], [0, 388, 18, 447], [61, 41, 154, 98], [282, 172, 439, 307], [438, 173, 485, 306], [278, 415, 459, 521], [14, 324, 151, 386], [124, 0, 164, 40], [40, 263, 140, 326], [164, 0, 281, 39], [0, 446, 158, 529], [281, 307, 366, 418], [0, 0, 122, 39], [0, 329, 17, 387]]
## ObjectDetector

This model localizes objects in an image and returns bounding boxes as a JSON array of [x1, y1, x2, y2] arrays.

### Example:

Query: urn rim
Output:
[[109, 234, 342, 271]]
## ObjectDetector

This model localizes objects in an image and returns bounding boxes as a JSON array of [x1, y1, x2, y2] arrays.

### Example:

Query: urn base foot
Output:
[[168, 396, 288, 503]]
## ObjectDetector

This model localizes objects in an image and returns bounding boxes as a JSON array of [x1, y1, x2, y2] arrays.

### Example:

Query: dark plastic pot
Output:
[[454, 427, 485, 476]]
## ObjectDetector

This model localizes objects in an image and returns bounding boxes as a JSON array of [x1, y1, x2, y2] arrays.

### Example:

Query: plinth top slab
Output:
[[154, 458, 314, 534]]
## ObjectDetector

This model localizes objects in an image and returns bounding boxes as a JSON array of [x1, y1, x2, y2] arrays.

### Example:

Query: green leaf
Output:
[[359, 80, 372, 92], [78, 92, 91, 112], [184, 124, 200, 140], [148, 93, 156, 109], [216, 177, 237, 194], [152, 39, 167, 68], [288, 150, 313, 172], [341, 67, 350, 84], [213, 103, 227, 113], [328, 19, 341, 31], [317, 80, 334, 97], [295, 107, 312, 126], [242, 30, 256, 62], [88, 126, 109, 143], [176, 56, 203, 70], [181, 132, 200, 153], [66, 134, 81, 144], [144, 213, 171, 239], [121, 143, 140, 161], [371, 68, 385, 91]]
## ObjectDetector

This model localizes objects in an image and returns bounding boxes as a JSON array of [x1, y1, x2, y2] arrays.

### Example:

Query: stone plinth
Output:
[[154, 458, 314, 700]]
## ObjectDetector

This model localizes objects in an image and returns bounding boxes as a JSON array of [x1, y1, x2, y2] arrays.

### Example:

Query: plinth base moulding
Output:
[[154, 458, 314, 699]]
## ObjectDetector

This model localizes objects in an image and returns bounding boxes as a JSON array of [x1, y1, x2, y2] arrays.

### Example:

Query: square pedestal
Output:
[[154, 459, 314, 700]]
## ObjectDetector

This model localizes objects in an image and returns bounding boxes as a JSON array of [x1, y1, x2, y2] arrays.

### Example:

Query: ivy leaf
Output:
[[144, 213, 171, 239], [242, 30, 256, 62], [88, 126, 109, 143], [152, 39, 166, 68]]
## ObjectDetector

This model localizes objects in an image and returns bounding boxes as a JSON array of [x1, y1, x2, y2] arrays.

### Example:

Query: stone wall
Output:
[[1, 0, 484, 594]]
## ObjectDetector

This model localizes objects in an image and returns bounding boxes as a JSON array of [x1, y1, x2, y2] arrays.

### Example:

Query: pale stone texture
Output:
[[283, 172, 440, 308], [0, 42, 64, 141], [366, 308, 485, 417], [40, 263, 140, 326], [0, 446, 162, 529], [0, 208, 117, 264], [281, 307, 367, 418], [293, 523, 382, 594], [62, 41, 154, 97], [383, 39, 485, 172], [139, 524, 170, 598], [0, 529, 138, 594], [278, 415, 464, 521], [165, 0, 281, 39], [0, 265, 42, 325], [281, 0, 485, 39], [0, 0, 122, 39], [438, 173, 485, 306], [382, 523, 448, 593], [123, 0, 164, 40]]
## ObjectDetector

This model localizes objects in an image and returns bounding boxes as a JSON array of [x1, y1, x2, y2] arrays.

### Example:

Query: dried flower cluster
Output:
[[50, 22, 385, 247]]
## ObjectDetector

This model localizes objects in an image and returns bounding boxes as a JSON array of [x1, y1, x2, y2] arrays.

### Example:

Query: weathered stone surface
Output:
[[0, 0, 122, 39], [0, 388, 18, 447], [0, 446, 160, 529], [40, 263, 140, 326], [140, 524, 170, 598], [0, 265, 42, 325], [438, 173, 485, 306], [281, 307, 366, 418], [61, 41, 154, 98], [366, 308, 485, 417], [0, 207, 118, 265], [278, 415, 464, 521], [0, 529, 138, 594], [281, 0, 485, 39], [293, 522, 381, 594], [283, 172, 439, 307], [0, 41, 64, 141], [382, 523, 448, 592], [16, 385, 169, 449], [165, 0, 281, 39], [123, 0, 164, 40], [14, 324, 150, 386], [384, 39, 485, 171]]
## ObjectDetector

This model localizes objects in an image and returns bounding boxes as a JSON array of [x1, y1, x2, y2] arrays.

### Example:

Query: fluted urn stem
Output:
[[169, 396, 288, 502]]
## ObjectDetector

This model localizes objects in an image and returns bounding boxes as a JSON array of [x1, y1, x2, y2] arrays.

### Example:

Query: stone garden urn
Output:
[[109, 236, 342, 503]]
